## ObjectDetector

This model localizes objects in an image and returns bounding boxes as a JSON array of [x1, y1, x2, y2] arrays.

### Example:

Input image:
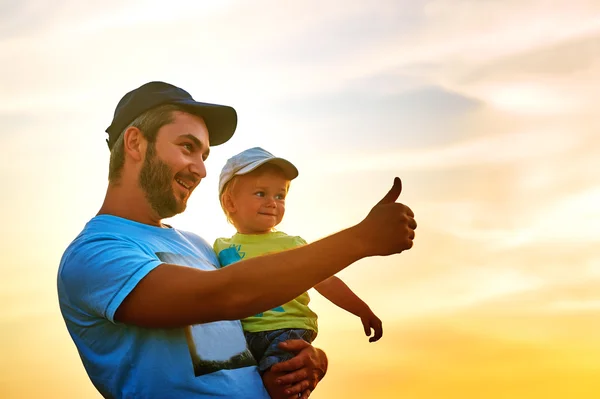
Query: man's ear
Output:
[[123, 126, 147, 162]]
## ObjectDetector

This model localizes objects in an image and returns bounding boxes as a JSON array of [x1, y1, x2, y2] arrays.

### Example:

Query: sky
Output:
[[1, 0, 599, 397]]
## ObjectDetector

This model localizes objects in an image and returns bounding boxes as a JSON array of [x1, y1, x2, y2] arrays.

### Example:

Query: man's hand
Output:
[[355, 177, 417, 257], [270, 339, 328, 399], [360, 310, 383, 342]]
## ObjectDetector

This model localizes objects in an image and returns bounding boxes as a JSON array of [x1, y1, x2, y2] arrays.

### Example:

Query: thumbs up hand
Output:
[[355, 177, 416, 257], [379, 176, 404, 205]]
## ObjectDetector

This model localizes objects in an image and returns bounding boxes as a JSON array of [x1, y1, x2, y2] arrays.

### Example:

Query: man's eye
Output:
[[182, 143, 193, 151]]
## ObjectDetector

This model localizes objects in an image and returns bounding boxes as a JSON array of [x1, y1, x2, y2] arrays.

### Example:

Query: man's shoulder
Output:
[[64, 216, 148, 251], [176, 228, 213, 251], [60, 215, 175, 270], [74, 215, 146, 238]]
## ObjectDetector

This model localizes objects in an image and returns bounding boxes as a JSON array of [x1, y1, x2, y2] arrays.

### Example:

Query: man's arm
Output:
[[115, 178, 415, 328], [314, 276, 383, 342]]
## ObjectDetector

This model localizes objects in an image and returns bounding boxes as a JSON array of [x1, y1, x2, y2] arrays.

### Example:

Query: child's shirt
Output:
[[213, 231, 318, 333]]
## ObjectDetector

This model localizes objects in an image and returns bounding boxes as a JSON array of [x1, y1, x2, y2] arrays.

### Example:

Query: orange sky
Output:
[[1, 1, 599, 398]]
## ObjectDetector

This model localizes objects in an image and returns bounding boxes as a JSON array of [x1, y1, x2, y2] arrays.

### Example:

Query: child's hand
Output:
[[360, 311, 383, 342]]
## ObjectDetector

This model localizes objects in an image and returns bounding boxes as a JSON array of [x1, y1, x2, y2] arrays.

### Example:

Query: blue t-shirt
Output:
[[57, 215, 269, 399]]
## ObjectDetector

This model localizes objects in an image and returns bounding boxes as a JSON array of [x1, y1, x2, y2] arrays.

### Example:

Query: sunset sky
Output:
[[1, 1, 600, 398]]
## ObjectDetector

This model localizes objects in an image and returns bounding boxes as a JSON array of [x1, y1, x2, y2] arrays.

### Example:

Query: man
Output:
[[57, 81, 417, 399]]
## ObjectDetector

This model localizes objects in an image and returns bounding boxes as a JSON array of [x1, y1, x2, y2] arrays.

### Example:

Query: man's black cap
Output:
[[105, 81, 237, 149]]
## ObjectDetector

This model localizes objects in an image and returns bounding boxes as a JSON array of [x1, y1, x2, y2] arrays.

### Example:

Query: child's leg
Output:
[[244, 330, 271, 364], [254, 329, 317, 399]]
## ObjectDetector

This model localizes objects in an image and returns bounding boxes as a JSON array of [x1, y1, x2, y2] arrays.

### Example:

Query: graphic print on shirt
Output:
[[217, 245, 245, 267], [216, 244, 285, 316], [156, 252, 257, 376]]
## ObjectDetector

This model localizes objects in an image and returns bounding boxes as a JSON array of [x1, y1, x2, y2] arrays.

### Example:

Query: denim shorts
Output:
[[245, 328, 317, 372]]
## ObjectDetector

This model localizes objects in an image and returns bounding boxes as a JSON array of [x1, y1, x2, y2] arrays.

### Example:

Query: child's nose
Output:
[[265, 197, 276, 207]]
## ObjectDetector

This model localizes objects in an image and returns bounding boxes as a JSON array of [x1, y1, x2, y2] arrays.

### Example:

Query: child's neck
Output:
[[235, 229, 273, 235]]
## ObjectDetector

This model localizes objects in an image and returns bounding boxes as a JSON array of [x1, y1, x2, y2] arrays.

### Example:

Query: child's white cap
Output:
[[218, 147, 299, 194]]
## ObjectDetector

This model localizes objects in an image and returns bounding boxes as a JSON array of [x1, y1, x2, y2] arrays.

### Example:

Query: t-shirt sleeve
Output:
[[213, 238, 221, 254], [293, 236, 308, 247], [59, 234, 162, 323]]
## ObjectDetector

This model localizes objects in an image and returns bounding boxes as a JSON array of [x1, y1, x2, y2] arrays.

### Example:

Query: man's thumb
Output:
[[377, 177, 402, 205]]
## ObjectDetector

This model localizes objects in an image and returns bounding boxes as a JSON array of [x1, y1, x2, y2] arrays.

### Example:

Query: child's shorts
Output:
[[245, 328, 317, 372]]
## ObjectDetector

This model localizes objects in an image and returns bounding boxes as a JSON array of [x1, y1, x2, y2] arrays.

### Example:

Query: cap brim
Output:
[[177, 100, 238, 146], [237, 157, 299, 180]]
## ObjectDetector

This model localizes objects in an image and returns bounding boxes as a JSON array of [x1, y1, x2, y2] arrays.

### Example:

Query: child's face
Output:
[[228, 167, 289, 234]]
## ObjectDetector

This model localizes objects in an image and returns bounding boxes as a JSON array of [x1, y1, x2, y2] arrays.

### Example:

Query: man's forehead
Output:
[[163, 111, 210, 143], [171, 110, 209, 129]]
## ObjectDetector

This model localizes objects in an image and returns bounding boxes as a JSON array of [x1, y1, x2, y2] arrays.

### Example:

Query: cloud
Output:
[[260, 83, 481, 155], [312, 125, 580, 173], [364, 1, 600, 115], [462, 33, 600, 81], [420, 186, 600, 251], [456, 277, 600, 316], [248, 0, 425, 66], [0, 2, 60, 39], [0, 0, 232, 40], [419, 0, 600, 63]]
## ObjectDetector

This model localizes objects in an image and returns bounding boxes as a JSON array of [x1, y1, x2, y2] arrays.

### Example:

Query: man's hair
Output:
[[108, 104, 187, 183]]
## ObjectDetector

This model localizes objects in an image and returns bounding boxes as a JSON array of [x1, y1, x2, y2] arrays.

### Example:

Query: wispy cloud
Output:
[[314, 126, 582, 172]]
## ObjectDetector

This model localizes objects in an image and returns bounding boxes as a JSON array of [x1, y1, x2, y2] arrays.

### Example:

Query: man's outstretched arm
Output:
[[115, 177, 416, 328]]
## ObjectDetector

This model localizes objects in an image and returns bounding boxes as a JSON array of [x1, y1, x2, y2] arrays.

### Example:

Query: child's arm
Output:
[[314, 276, 383, 342]]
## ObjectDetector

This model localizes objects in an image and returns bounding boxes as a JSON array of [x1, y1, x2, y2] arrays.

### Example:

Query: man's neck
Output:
[[98, 182, 164, 227]]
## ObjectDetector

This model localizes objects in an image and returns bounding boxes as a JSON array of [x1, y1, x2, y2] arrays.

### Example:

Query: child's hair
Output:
[[219, 163, 291, 226]]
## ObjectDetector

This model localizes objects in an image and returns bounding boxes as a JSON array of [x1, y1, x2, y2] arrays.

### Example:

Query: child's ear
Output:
[[222, 192, 236, 214]]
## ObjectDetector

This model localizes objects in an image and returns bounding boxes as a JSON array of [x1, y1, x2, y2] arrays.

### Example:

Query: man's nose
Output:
[[189, 157, 207, 179]]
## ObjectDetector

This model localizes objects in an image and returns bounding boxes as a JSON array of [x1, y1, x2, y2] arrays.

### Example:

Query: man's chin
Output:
[[156, 202, 186, 219], [155, 192, 190, 217]]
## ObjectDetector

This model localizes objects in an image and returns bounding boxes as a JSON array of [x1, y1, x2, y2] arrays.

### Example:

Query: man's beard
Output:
[[139, 143, 185, 219]]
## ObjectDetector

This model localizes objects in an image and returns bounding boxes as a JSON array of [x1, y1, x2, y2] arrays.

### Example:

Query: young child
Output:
[[213, 147, 382, 397]]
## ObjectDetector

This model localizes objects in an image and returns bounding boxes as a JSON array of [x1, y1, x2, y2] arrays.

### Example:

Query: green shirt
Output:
[[213, 231, 318, 333]]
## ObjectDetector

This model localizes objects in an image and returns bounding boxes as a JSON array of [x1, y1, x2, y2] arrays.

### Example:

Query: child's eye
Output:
[[275, 194, 285, 200], [255, 191, 265, 197]]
